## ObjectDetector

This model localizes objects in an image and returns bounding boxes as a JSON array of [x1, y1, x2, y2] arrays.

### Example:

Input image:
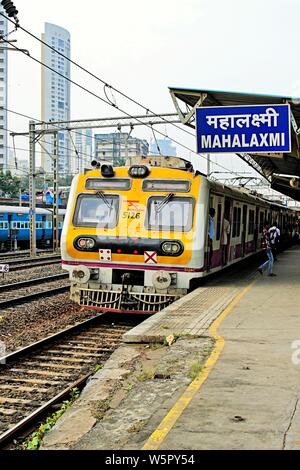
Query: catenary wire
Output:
[[0, 18, 255, 179]]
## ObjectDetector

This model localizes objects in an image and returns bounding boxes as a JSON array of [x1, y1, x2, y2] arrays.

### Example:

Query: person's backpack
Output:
[[269, 228, 277, 244]]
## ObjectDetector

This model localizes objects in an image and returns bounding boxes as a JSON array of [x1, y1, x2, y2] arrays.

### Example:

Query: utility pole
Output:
[[53, 132, 59, 252], [207, 153, 211, 178], [29, 121, 37, 257]]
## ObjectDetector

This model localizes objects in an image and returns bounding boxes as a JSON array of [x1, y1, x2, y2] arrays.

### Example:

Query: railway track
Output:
[[0, 273, 70, 308], [5, 255, 61, 272], [0, 314, 140, 448], [0, 249, 54, 261]]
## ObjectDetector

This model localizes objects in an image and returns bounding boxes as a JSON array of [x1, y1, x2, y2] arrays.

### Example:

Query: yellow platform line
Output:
[[142, 280, 256, 451]]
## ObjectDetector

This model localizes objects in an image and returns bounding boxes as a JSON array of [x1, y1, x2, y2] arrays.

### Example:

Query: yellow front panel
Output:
[[65, 167, 201, 266]]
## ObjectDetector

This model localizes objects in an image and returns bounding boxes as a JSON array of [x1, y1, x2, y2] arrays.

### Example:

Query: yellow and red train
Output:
[[61, 156, 298, 314]]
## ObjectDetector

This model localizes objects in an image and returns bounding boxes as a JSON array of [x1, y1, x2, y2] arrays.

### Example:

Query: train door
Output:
[[241, 205, 248, 257], [254, 207, 259, 251], [41, 215, 46, 245], [223, 197, 232, 265], [206, 194, 215, 271]]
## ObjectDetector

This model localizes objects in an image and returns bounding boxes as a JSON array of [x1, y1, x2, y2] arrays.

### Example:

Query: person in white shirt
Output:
[[268, 222, 280, 261], [207, 208, 215, 271]]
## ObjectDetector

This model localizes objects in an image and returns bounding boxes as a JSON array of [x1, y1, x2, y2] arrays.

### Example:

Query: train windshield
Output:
[[146, 196, 194, 232], [74, 194, 119, 228]]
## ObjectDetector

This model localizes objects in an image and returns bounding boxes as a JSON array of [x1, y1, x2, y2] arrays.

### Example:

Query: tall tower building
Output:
[[0, 8, 8, 173], [41, 23, 71, 176], [72, 128, 93, 174]]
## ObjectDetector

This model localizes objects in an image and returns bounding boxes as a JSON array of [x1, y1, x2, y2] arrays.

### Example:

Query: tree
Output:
[[0, 171, 21, 198]]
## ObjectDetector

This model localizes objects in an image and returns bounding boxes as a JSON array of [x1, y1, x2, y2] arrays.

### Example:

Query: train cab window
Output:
[[232, 207, 241, 238], [146, 196, 194, 232], [142, 180, 191, 192], [86, 179, 131, 191], [73, 194, 120, 228]]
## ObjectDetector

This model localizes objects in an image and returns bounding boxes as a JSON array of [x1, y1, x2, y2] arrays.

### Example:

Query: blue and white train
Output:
[[0, 206, 65, 251]]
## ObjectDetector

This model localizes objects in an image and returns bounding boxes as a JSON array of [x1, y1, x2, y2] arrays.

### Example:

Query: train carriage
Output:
[[0, 206, 65, 250], [61, 156, 298, 315]]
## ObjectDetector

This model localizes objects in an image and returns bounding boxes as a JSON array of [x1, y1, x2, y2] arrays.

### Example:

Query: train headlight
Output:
[[77, 238, 95, 250], [161, 241, 182, 255], [128, 165, 150, 178]]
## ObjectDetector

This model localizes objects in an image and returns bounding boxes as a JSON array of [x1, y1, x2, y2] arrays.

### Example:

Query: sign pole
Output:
[[29, 121, 37, 258], [207, 153, 211, 177]]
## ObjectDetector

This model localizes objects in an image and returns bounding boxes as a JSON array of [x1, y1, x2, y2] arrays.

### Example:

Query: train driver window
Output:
[[73, 194, 120, 228], [146, 196, 194, 232]]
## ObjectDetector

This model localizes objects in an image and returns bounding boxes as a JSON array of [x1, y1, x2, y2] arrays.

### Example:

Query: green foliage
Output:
[[95, 364, 103, 373], [188, 362, 203, 381], [25, 388, 80, 451], [0, 171, 21, 197]]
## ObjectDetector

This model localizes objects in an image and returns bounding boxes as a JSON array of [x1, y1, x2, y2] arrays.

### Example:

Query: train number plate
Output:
[[99, 249, 112, 261]]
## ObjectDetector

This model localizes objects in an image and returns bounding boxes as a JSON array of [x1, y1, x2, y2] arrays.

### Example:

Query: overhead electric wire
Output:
[[0, 13, 257, 179], [1, 13, 197, 139], [1, 125, 94, 164]]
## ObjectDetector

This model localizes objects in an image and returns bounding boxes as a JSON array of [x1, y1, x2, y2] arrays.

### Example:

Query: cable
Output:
[[2, 124, 94, 165], [0, 37, 247, 179], [151, 126, 162, 156], [0, 13, 251, 178], [1, 13, 197, 140], [67, 129, 80, 173], [11, 134, 18, 169]]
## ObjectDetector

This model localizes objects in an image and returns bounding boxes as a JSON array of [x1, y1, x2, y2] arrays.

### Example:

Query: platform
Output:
[[41, 246, 300, 450]]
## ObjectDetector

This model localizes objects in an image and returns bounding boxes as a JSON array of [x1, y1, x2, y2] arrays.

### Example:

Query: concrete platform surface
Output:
[[145, 247, 300, 450], [41, 246, 300, 450]]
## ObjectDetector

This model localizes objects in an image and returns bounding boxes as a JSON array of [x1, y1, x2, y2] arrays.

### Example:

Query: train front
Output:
[[61, 157, 205, 314]]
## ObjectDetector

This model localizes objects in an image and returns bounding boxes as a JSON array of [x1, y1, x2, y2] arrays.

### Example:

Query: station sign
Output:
[[0, 264, 9, 273], [196, 104, 291, 154]]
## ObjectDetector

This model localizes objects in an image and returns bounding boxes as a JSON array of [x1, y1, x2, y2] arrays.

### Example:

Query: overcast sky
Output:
[[6, 0, 300, 177]]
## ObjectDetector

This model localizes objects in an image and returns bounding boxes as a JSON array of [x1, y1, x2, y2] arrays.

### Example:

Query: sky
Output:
[[5, 0, 300, 178]]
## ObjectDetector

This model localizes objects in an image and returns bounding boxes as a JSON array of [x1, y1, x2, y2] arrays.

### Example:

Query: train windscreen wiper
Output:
[[96, 191, 113, 210], [155, 193, 175, 214]]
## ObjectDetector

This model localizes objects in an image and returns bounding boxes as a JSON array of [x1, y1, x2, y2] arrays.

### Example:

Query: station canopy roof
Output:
[[169, 87, 300, 201]]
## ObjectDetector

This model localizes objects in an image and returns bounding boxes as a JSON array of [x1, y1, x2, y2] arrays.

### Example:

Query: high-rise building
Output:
[[72, 128, 93, 174], [41, 23, 71, 176], [150, 137, 177, 157], [94, 133, 149, 164], [0, 8, 8, 173]]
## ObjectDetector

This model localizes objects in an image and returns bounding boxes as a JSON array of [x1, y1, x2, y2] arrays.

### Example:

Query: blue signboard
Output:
[[196, 104, 291, 154]]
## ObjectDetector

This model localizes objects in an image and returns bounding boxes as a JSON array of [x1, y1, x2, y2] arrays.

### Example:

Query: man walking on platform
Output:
[[269, 222, 280, 261], [257, 224, 276, 277]]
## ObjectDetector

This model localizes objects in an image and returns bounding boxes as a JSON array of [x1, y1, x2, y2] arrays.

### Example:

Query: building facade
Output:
[[72, 128, 93, 174], [94, 133, 149, 164], [0, 8, 8, 173], [41, 23, 71, 176], [150, 137, 177, 157]]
